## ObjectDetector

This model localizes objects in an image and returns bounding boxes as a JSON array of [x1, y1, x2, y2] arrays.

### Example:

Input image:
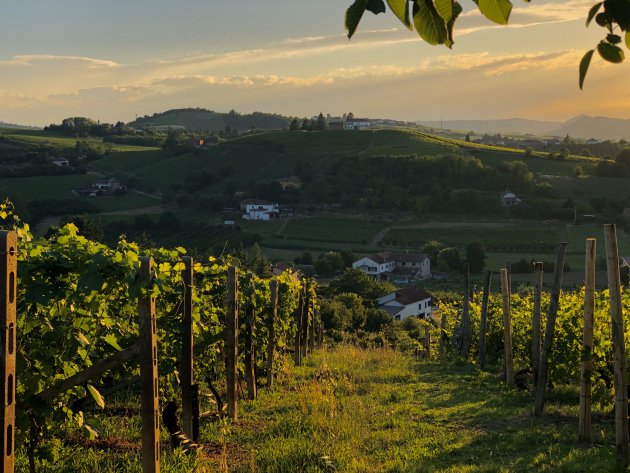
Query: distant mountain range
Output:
[[0, 121, 40, 130], [416, 116, 630, 141]]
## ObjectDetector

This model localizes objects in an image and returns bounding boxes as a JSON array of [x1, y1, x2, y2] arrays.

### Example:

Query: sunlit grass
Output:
[[15, 346, 623, 472]]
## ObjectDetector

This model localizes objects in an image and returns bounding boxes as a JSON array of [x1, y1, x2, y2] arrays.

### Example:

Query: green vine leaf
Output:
[[597, 41, 625, 63], [445, 2, 463, 48], [413, 0, 448, 45], [366, 0, 387, 14], [386, 0, 412, 27], [87, 384, 105, 409], [579, 49, 594, 89], [346, 0, 369, 38], [586, 2, 603, 26], [434, 0, 454, 24], [478, 0, 513, 25]]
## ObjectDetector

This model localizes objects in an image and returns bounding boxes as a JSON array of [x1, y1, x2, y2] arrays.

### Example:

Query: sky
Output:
[[1, 0, 629, 126]]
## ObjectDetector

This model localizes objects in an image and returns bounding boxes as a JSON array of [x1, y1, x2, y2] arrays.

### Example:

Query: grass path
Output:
[[15, 346, 622, 472], [207, 346, 620, 472]]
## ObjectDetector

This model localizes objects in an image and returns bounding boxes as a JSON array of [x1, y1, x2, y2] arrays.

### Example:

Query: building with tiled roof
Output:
[[352, 252, 430, 282], [377, 287, 433, 321]]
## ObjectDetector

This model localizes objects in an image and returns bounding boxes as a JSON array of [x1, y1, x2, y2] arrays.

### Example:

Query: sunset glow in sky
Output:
[[1, 0, 629, 126]]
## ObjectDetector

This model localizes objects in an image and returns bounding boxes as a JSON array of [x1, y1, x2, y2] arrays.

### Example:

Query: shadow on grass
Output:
[[404, 361, 622, 473]]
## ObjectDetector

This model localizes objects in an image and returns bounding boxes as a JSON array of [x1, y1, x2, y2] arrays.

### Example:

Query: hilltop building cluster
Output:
[[327, 113, 371, 131]]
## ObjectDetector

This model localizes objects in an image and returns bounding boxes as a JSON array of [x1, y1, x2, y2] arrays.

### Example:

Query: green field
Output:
[[278, 217, 385, 244], [384, 224, 561, 252], [1, 129, 157, 152], [0, 174, 93, 201]]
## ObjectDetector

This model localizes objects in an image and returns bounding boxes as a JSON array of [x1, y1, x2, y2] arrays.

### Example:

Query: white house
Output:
[[352, 252, 396, 278], [377, 287, 433, 321], [344, 118, 370, 130], [240, 199, 279, 221], [352, 252, 431, 282], [51, 158, 70, 167], [92, 178, 121, 191], [392, 253, 431, 283], [501, 190, 521, 206]]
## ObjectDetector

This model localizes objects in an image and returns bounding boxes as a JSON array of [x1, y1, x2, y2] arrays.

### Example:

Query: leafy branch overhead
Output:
[[345, 0, 630, 88]]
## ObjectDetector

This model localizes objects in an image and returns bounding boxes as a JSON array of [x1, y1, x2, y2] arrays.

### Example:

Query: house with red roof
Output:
[[352, 251, 431, 282], [377, 287, 433, 321]]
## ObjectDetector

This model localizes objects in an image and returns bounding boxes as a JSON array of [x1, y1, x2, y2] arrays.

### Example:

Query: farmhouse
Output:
[[352, 252, 430, 282], [76, 178, 126, 197], [344, 118, 370, 130], [241, 199, 279, 220], [501, 190, 521, 206], [92, 178, 122, 191], [278, 176, 303, 190], [377, 286, 433, 321], [51, 157, 70, 167]]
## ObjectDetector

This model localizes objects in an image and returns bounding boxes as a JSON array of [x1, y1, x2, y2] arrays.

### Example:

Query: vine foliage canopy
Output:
[[345, 0, 630, 88]]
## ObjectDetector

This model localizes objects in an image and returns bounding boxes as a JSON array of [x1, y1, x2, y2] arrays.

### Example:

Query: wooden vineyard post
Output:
[[226, 266, 239, 420], [532, 262, 543, 390], [579, 238, 596, 442], [308, 296, 315, 353], [500, 269, 514, 388], [191, 384, 199, 443], [0, 231, 16, 473], [533, 242, 567, 417], [439, 313, 447, 355], [478, 271, 491, 370], [266, 280, 278, 389], [459, 264, 471, 358], [181, 256, 195, 440], [138, 257, 160, 473], [502, 261, 512, 379], [604, 225, 629, 464], [245, 304, 257, 400], [317, 311, 323, 349], [424, 326, 431, 360], [293, 287, 304, 366], [300, 284, 310, 359]]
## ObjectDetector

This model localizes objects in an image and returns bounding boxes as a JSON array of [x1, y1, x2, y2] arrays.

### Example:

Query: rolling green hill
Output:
[[93, 129, 464, 192], [93, 128, 599, 197], [127, 108, 291, 131]]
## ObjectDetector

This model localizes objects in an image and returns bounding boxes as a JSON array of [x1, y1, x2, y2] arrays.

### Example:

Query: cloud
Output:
[[0, 55, 122, 68], [0, 90, 44, 109]]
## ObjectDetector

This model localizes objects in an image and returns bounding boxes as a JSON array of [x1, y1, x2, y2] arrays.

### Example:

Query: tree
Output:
[[344, 0, 630, 89], [315, 112, 328, 130], [437, 247, 462, 272], [328, 268, 395, 300], [289, 118, 300, 130], [314, 251, 346, 276], [615, 147, 630, 174], [422, 240, 445, 265], [162, 129, 181, 150], [300, 118, 310, 131], [466, 241, 486, 273]]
